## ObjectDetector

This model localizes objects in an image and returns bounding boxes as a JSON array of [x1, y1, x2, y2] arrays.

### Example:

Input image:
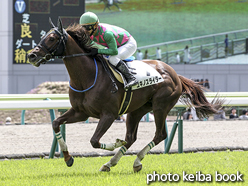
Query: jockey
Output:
[[79, 11, 138, 89]]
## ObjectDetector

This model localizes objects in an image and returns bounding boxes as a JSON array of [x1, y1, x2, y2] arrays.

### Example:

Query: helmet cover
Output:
[[79, 12, 99, 25]]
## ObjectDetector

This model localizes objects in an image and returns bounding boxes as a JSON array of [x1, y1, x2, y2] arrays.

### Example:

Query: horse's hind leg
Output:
[[103, 4, 111, 12], [52, 108, 88, 167], [114, 3, 122, 11], [100, 103, 152, 172], [133, 97, 179, 172]]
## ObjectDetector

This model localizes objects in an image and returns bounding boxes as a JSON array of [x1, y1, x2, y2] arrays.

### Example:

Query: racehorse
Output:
[[27, 18, 224, 172], [99, 0, 122, 12]]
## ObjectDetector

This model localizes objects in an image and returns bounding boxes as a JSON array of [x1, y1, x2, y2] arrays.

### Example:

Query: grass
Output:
[[0, 151, 247, 185], [85, 0, 248, 53], [87, 0, 248, 14]]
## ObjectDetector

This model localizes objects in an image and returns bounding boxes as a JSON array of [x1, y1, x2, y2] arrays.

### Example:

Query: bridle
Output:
[[36, 28, 68, 63], [34, 21, 117, 93], [36, 27, 91, 64], [36, 26, 98, 93]]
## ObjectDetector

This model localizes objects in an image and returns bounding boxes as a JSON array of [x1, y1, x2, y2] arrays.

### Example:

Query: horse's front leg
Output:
[[90, 114, 126, 151], [52, 107, 88, 167]]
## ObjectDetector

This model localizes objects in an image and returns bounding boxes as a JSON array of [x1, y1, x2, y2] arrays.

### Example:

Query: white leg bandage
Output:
[[133, 141, 155, 167], [100, 143, 115, 151], [104, 146, 127, 168], [55, 132, 68, 152], [100, 139, 126, 151]]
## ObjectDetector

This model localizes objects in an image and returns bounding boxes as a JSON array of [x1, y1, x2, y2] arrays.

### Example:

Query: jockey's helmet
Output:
[[79, 12, 99, 31]]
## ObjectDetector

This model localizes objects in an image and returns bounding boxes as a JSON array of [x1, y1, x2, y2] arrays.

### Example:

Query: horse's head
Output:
[[27, 17, 68, 67]]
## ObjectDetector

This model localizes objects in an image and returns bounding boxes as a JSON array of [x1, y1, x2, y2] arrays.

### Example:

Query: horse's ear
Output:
[[49, 17, 56, 28], [57, 17, 63, 33]]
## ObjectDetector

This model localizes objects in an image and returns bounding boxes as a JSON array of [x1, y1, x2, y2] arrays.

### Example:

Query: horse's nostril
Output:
[[28, 53, 37, 59]]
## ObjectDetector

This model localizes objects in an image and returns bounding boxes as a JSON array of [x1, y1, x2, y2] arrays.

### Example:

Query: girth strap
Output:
[[118, 87, 133, 116]]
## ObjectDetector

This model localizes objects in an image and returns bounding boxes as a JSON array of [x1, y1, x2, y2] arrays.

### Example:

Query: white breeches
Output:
[[107, 36, 137, 66]]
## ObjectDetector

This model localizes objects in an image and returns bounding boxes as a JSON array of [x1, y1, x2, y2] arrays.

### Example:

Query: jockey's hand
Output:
[[91, 48, 98, 56]]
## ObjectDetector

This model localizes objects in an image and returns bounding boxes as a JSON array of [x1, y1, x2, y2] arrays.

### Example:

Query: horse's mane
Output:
[[66, 23, 93, 52]]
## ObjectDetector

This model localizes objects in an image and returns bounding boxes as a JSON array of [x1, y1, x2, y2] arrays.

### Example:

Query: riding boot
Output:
[[116, 60, 138, 89]]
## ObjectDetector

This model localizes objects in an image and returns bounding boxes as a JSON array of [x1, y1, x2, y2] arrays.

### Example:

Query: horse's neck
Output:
[[63, 37, 97, 90]]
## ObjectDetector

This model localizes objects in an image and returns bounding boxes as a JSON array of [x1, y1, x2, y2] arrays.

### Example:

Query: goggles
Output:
[[82, 21, 98, 31], [83, 24, 94, 31]]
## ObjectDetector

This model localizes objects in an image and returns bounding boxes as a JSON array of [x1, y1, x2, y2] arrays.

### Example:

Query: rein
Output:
[[37, 27, 92, 61], [69, 58, 98, 93], [57, 52, 92, 59], [38, 24, 115, 93]]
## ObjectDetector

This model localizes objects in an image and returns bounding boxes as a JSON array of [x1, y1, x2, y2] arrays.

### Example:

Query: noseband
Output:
[[37, 27, 93, 64], [37, 28, 68, 63]]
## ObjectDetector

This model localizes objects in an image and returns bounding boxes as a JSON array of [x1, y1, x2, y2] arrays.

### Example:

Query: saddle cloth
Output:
[[107, 59, 164, 90]]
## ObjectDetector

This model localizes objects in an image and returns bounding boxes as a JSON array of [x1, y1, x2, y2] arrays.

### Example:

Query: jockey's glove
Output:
[[91, 48, 98, 56]]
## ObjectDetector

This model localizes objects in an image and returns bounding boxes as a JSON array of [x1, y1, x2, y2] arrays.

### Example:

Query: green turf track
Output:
[[0, 151, 247, 185], [86, 0, 248, 48]]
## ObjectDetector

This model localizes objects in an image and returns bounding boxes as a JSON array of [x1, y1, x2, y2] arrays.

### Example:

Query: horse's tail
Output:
[[178, 75, 225, 119]]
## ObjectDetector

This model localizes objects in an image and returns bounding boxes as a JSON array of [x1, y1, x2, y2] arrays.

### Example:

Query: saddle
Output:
[[105, 57, 164, 90]]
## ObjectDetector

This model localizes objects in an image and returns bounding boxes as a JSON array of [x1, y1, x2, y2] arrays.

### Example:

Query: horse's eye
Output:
[[50, 37, 55, 41]]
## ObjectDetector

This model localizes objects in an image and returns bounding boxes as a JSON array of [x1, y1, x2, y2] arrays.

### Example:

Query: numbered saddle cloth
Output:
[[108, 60, 164, 90]]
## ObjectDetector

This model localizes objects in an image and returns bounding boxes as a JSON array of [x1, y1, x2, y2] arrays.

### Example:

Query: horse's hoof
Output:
[[99, 165, 110, 172], [133, 165, 142, 173], [116, 138, 127, 146], [66, 157, 74, 167]]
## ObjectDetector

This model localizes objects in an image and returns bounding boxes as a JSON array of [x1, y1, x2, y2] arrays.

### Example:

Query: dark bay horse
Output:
[[27, 18, 224, 172]]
